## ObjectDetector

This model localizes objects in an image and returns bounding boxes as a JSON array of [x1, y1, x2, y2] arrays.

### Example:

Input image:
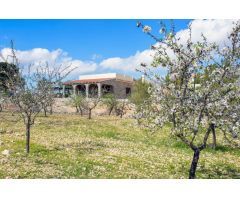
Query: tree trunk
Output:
[[120, 112, 123, 118], [49, 106, 53, 115], [88, 109, 92, 119], [79, 107, 83, 116], [0, 104, 2, 112], [120, 107, 123, 118], [26, 122, 31, 154], [44, 107, 47, 117], [172, 113, 176, 128], [75, 106, 79, 113], [189, 149, 200, 179], [109, 106, 114, 116], [211, 124, 216, 149]]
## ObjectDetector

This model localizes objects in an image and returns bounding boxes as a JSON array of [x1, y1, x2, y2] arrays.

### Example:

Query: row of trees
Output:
[[0, 42, 75, 153], [0, 48, 150, 154], [68, 78, 151, 119], [69, 94, 102, 119], [69, 94, 128, 119], [2, 21, 237, 179], [136, 21, 240, 178]]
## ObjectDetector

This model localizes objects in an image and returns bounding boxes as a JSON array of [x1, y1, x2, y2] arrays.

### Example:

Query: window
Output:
[[126, 87, 131, 95], [102, 84, 114, 95]]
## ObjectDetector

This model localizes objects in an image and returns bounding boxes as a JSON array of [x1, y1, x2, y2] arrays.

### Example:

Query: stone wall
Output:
[[102, 79, 133, 99]]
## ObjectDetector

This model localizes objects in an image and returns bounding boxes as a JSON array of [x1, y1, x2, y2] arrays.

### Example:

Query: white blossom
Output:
[[137, 21, 240, 151], [143, 25, 152, 33], [169, 73, 179, 82]]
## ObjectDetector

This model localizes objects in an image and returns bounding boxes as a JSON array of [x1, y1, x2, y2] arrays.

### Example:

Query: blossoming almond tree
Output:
[[136, 21, 240, 178], [69, 94, 85, 115], [82, 97, 101, 119], [2, 43, 76, 153], [102, 93, 118, 116], [80, 88, 101, 119], [2, 60, 44, 154], [34, 62, 74, 117]]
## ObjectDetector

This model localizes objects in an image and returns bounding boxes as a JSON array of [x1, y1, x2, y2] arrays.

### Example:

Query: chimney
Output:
[[141, 75, 145, 83]]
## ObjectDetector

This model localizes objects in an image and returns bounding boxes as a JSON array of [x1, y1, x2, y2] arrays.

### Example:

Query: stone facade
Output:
[[61, 73, 134, 99], [100, 79, 133, 99]]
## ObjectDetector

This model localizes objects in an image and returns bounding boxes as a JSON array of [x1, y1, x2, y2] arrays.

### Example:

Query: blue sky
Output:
[[1, 19, 231, 80], [0, 19, 190, 56]]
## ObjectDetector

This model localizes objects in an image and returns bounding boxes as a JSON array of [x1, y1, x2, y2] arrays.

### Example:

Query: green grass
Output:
[[0, 112, 240, 179]]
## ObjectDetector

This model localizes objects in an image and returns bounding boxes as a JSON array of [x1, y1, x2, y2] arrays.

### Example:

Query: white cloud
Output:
[[0, 20, 237, 78], [0, 48, 97, 79], [100, 49, 154, 71], [0, 48, 62, 64], [176, 19, 237, 46], [100, 19, 237, 73]]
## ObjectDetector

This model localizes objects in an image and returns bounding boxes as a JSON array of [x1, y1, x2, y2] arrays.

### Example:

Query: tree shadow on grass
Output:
[[205, 144, 240, 157], [55, 140, 108, 155], [197, 163, 240, 179]]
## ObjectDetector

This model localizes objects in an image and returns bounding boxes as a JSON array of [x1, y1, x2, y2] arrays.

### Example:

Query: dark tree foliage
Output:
[[0, 62, 19, 93], [130, 78, 151, 111], [102, 93, 118, 116]]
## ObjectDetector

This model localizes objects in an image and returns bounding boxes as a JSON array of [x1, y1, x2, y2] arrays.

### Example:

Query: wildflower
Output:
[[2, 149, 10, 156]]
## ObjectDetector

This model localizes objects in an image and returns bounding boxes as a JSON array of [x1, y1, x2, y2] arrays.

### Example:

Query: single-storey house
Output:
[[57, 73, 134, 99]]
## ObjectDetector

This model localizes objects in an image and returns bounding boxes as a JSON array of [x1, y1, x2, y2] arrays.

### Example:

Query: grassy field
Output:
[[0, 112, 240, 179]]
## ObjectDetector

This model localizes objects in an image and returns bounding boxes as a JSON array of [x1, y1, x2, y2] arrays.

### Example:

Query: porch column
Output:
[[62, 85, 66, 98], [85, 84, 89, 98], [73, 85, 77, 95], [97, 83, 102, 98]]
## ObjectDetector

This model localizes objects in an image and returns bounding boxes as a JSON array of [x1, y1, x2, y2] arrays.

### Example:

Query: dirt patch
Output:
[[53, 98, 135, 118]]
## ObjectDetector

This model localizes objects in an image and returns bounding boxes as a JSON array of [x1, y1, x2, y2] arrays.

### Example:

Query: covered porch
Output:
[[62, 79, 114, 98]]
